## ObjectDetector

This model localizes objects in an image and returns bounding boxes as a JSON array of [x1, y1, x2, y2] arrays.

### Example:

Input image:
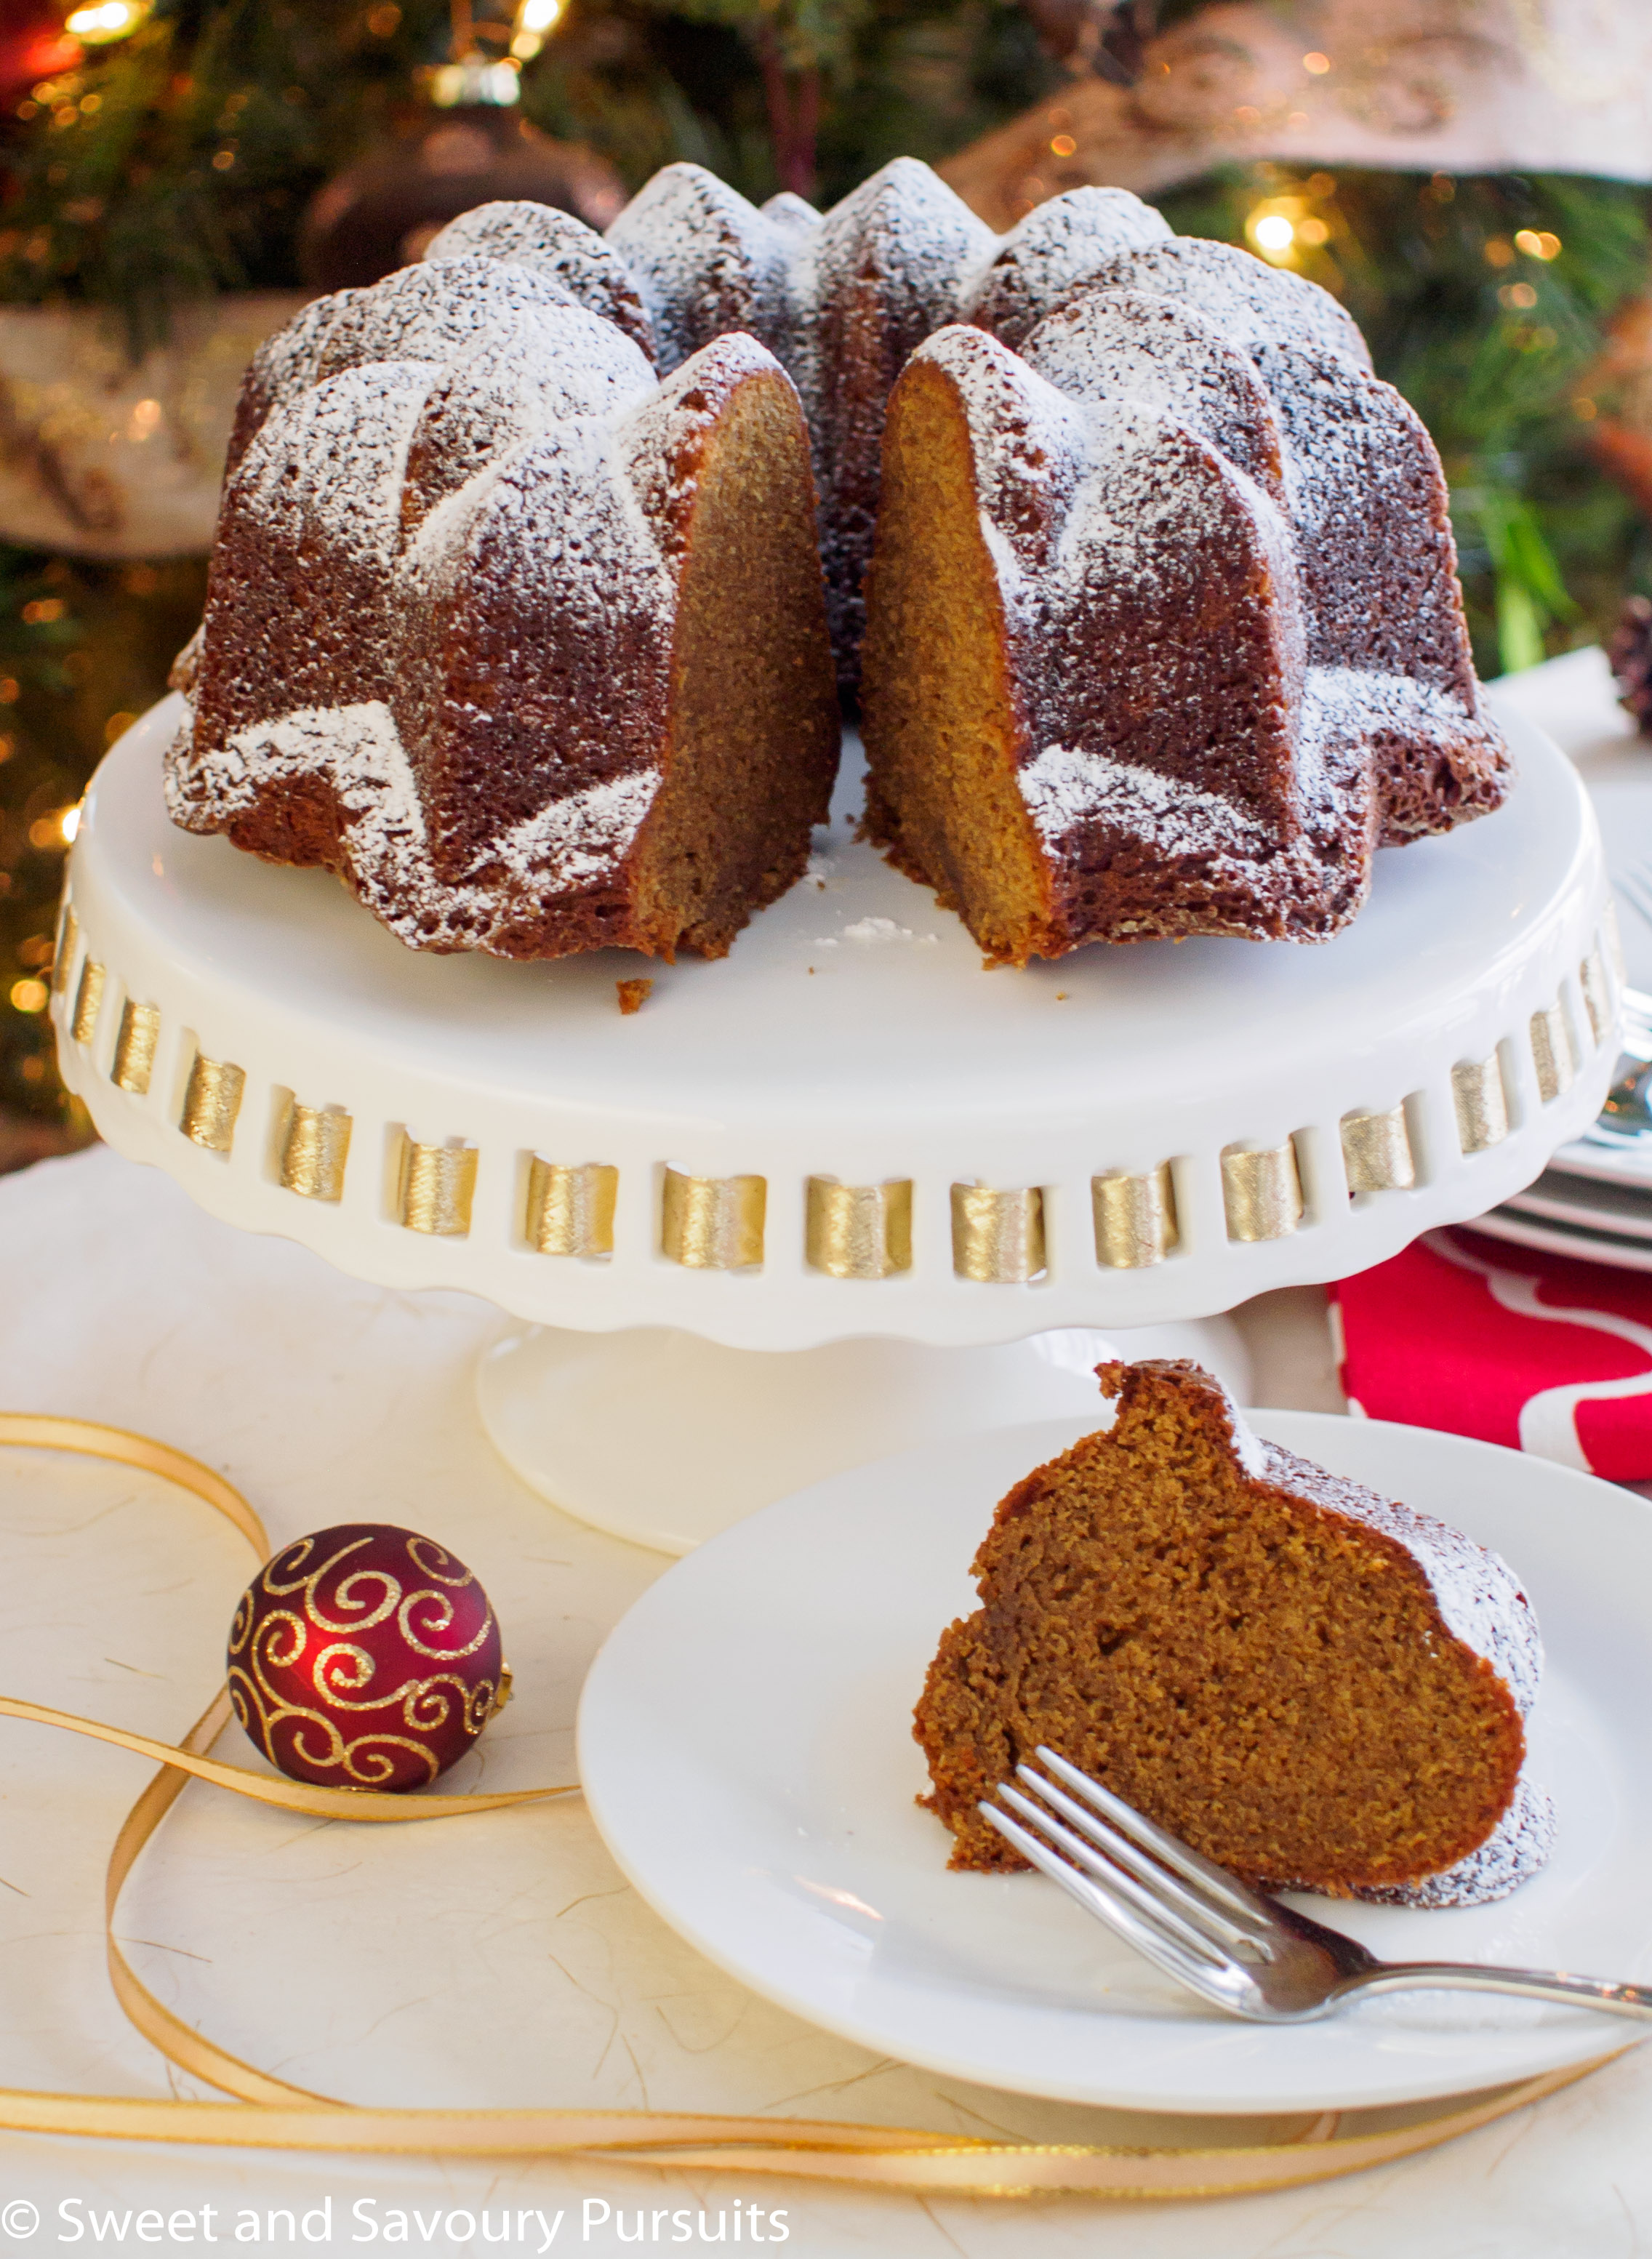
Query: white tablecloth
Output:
[[1, 647, 1648, 2258], [1, 1143, 1648, 2259]]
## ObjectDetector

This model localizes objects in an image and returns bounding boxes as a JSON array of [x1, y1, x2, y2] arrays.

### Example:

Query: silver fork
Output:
[[1582, 980, 1652, 1141], [982, 1747, 1652, 2024]]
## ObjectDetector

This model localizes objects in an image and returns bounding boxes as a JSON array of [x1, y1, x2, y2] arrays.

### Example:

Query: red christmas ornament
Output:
[[228, 1523, 508, 1791]]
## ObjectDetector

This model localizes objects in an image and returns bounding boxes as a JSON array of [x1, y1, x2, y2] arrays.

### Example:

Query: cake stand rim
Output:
[[52, 694, 1619, 1350], [81, 693, 1597, 1126]]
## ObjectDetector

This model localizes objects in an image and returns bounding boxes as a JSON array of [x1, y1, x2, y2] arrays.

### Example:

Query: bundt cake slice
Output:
[[862, 234, 1507, 960], [861, 321, 1363, 960], [169, 275, 838, 962], [914, 1360, 1553, 1906]]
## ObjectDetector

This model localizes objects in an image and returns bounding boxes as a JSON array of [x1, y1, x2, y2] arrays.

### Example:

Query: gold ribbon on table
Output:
[[0, 1412, 1621, 2198]]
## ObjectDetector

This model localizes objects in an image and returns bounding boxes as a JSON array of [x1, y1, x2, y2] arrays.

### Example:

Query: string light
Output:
[[63, 0, 150, 43], [1243, 185, 1339, 270], [430, 55, 520, 104], [510, 0, 564, 60]]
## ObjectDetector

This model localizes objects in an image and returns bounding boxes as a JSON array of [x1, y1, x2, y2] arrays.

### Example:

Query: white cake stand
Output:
[[54, 694, 1616, 1550]]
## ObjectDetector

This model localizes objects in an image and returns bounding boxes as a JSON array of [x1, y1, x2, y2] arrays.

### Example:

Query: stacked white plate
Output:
[[1475, 777, 1652, 1271]]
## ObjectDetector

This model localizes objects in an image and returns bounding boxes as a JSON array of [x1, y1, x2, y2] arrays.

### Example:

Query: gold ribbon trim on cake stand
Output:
[[1452, 1054, 1509, 1152], [52, 902, 78, 995], [398, 1138, 478, 1235], [0, 1412, 1621, 2194], [806, 1177, 913, 1278], [1579, 947, 1613, 1046], [662, 1166, 765, 1269], [1221, 1141, 1303, 1242], [112, 999, 161, 1095], [71, 957, 105, 1046], [526, 1157, 618, 1257], [1530, 1002, 1576, 1103], [1340, 1107, 1416, 1195], [180, 1053, 246, 1152], [1091, 1165, 1177, 1269], [279, 1104, 351, 1203], [951, 1183, 1045, 1282]]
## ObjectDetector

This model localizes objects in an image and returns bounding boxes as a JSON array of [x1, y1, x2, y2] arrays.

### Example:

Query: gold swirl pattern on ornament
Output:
[[229, 1552, 500, 1785], [0, 1411, 1621, 2193]]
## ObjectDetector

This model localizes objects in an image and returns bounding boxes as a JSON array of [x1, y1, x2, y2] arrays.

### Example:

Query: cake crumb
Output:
[[1055, 990, 1068, 1000], [617, 978, 653, 1015]]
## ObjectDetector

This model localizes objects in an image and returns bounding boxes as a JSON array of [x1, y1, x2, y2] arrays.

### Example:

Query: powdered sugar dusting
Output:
[[1356, 1775, 1555, 1908], [168, 700, 660, 952], [1022, 289, 1284, 502], [606, 163, 805, 375], [1246, 1437, 1553, 1909], [423, 201, 657, 362], [1237, 1396, 1552, 1908], [1066, 237, 1372, 371], [961, 184, 1172, 346]]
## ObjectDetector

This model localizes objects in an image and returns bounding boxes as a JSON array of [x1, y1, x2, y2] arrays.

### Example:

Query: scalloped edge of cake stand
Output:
[[54, 697, 1620, 1356]]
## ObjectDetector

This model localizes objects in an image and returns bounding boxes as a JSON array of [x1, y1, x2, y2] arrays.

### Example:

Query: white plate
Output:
[[578, 1411, 1652, 2116], [1550, 1134, 1652, 1193], [1504, 1167, 1652, 1243], [1591, 778, 1652, 990], [1469, 1205, 1652, 1275]]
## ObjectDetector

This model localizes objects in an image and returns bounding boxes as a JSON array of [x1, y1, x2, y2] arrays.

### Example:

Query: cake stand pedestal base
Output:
[[475, 1315, 1251, 1553]]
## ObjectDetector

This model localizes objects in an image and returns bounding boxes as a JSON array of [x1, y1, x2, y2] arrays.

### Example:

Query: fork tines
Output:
[[980, 1749, 1273, 1998]]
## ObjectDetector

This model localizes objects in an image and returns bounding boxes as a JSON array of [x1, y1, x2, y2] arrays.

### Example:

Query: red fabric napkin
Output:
[[1330, 1227, 1652, 1480]]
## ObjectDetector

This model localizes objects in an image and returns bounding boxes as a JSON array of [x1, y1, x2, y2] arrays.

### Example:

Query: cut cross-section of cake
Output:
[[913, 1360, 1553, 1906]]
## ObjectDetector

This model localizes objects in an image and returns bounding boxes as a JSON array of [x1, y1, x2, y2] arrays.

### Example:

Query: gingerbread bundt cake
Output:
[[914, 1361, 1552, 1906], [168, 159, 1505, 965]]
